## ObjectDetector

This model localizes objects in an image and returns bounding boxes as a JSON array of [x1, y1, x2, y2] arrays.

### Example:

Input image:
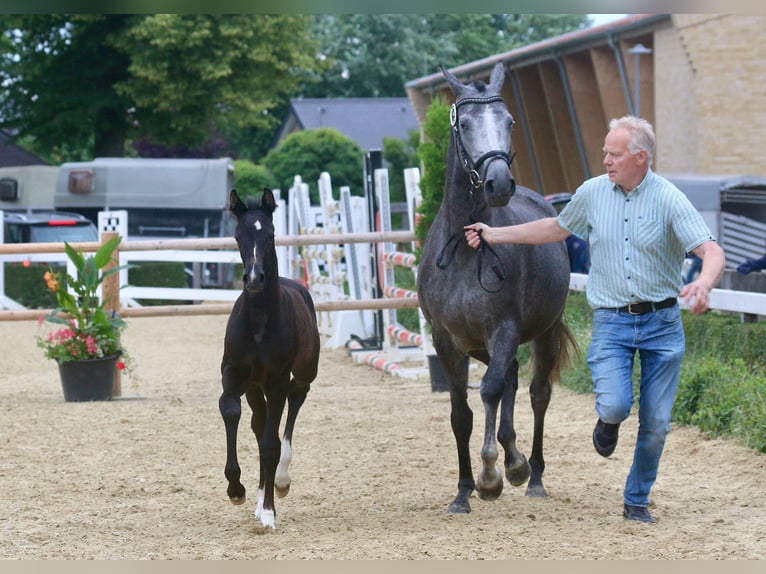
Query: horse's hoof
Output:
[[476, 483, 503, 501], [448, 500, 471, 514], [255, 508, 276, 530], [525, 484, 548, 498], [476, 466, 503, 500], [506, 459, 531, 487], [275, 483, 290, 498], [229, 495, 246, 506]]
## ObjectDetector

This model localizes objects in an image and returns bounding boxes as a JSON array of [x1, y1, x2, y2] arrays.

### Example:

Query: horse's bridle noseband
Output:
[[450, 95, 516, 190]]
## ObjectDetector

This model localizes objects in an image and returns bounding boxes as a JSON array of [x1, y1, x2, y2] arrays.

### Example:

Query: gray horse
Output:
[[417, 62, 576, 514]]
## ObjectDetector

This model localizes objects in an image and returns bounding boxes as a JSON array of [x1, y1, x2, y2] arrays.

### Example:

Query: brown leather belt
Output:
[[608, 297, 677, 315]]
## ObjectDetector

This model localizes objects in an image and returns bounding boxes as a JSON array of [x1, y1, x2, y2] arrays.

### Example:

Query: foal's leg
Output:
[[275, 380, 309, 498], [245, 389, 266, 514], [254, 376, 289, 529], [219, 364, 247, 504]]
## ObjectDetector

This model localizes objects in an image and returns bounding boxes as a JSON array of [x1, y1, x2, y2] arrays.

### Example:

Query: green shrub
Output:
[[383, 130, 420, 204], [676, 357, 766, 452], [263, 128, 364, 203], [393, 264, 419, 333], [233, 159, 278, 199], [683, 311, 766, 372], [4, 264, 58, 308], [127, 262, 188, 306], [415, 98, 450, 259]]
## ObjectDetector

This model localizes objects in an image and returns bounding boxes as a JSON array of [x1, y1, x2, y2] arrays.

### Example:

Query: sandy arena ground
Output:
[[1, 313, 765, 559]]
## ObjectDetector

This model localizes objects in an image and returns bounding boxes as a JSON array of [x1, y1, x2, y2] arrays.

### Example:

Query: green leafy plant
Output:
[[36, 236, 130, 366], [415, 97, 450, 259]]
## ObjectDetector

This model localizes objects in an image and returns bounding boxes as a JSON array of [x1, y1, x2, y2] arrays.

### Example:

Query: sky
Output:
[[588, 14, 629, 26]]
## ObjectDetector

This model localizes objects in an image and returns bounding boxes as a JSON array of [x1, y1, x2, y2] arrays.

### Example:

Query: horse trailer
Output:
[[664, 174, 766, 270], [53, 157, 236, 288], [0, 165, 60, 212]]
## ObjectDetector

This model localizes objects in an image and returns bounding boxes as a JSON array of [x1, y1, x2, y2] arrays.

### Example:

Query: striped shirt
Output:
[[557, 169, 715, 309]]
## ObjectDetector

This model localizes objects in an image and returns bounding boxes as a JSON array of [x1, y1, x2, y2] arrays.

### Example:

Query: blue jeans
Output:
[[587, 304, 685, 507]]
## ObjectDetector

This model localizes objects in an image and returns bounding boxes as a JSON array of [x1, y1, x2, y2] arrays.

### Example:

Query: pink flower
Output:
[[117, 361, 126, 371], [85, 336, 99, 355]]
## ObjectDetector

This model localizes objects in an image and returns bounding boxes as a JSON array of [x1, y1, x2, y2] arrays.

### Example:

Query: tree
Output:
[[302, 14, 589, 98], [0, 14, 321, 160], [0, 15, 134, 161], [262, 128, 364, 204], [233, 159, 279, 201]]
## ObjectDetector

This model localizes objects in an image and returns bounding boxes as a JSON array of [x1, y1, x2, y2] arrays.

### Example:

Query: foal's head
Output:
[[229, 188, 278, 294]]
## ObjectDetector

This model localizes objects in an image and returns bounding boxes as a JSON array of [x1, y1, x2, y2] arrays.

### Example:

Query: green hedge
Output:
[[127, 262, 188, 306], [559, 291, 766, 453], [4, 261, 188, 309], [3, 264, 57, 308]]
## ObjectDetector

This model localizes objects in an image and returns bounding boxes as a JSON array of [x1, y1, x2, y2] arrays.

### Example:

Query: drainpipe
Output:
[[608, 33, 635, 115], [506, 65, 544, 194], [553, 52, 590, 180]]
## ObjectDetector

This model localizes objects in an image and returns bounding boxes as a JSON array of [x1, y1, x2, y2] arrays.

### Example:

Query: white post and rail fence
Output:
[[3, 231, 766, 321]]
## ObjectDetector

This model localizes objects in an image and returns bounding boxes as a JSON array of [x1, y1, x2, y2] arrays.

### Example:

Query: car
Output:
[[3, 211, 99, 245], [544, 192, 574, 213]]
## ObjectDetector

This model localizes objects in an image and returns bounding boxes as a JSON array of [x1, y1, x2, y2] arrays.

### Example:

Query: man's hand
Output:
[[464, 222, 489, 250]]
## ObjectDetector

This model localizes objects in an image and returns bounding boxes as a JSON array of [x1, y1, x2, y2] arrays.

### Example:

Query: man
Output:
[[464, 116, 725, 523], [737, 252, 766, 274]]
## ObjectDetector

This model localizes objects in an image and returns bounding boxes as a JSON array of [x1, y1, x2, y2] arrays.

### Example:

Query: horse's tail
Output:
[[546, 315, 581, 383]]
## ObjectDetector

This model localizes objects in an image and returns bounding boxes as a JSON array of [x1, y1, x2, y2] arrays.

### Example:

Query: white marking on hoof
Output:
[[254, 488, 265, 518], [275, 439, 292, 495], [256, 508, 276, 530]]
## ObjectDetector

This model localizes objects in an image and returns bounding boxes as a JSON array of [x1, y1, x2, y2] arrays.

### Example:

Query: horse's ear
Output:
[[260, 188, 277, 214], [229, 189, 247, 218], [440, 64, 465, 97], [488, 61, 505, 91]]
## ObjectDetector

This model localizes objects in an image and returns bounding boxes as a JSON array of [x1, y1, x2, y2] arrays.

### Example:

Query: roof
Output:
[[405, 14, 670, 91], [275, 98, 420, 152], [0, 130, 49, 167]]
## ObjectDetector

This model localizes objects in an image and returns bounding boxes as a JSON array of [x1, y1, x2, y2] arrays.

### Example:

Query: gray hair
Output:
[[609, 115, 655, 165]]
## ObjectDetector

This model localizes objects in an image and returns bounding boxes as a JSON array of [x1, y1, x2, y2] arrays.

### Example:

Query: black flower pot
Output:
[[57, 354, 119, 402]]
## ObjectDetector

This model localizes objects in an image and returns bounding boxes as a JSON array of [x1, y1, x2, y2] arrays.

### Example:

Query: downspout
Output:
[[506, 65, 544, 194], [553, 51, 590, 180], [608, 33, 635, 115]]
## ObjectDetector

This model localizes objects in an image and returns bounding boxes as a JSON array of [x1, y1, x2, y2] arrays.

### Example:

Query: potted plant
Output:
[[36, 235, 132, 402]]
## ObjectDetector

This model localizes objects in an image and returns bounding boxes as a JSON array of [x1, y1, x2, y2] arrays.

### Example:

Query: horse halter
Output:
[[450, 95, 516, 191]]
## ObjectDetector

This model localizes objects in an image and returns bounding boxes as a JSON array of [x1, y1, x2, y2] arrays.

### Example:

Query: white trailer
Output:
[[54, 157, 236, 287], [0, 165, 60, 212]]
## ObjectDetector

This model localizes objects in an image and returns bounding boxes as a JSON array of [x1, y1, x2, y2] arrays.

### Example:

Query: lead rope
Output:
[[436, 224, 507, 294]]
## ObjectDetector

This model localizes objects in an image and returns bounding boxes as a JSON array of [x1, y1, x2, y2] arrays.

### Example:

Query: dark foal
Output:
[[417, 62, 576, 513], [219, 188, 320, 529]]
